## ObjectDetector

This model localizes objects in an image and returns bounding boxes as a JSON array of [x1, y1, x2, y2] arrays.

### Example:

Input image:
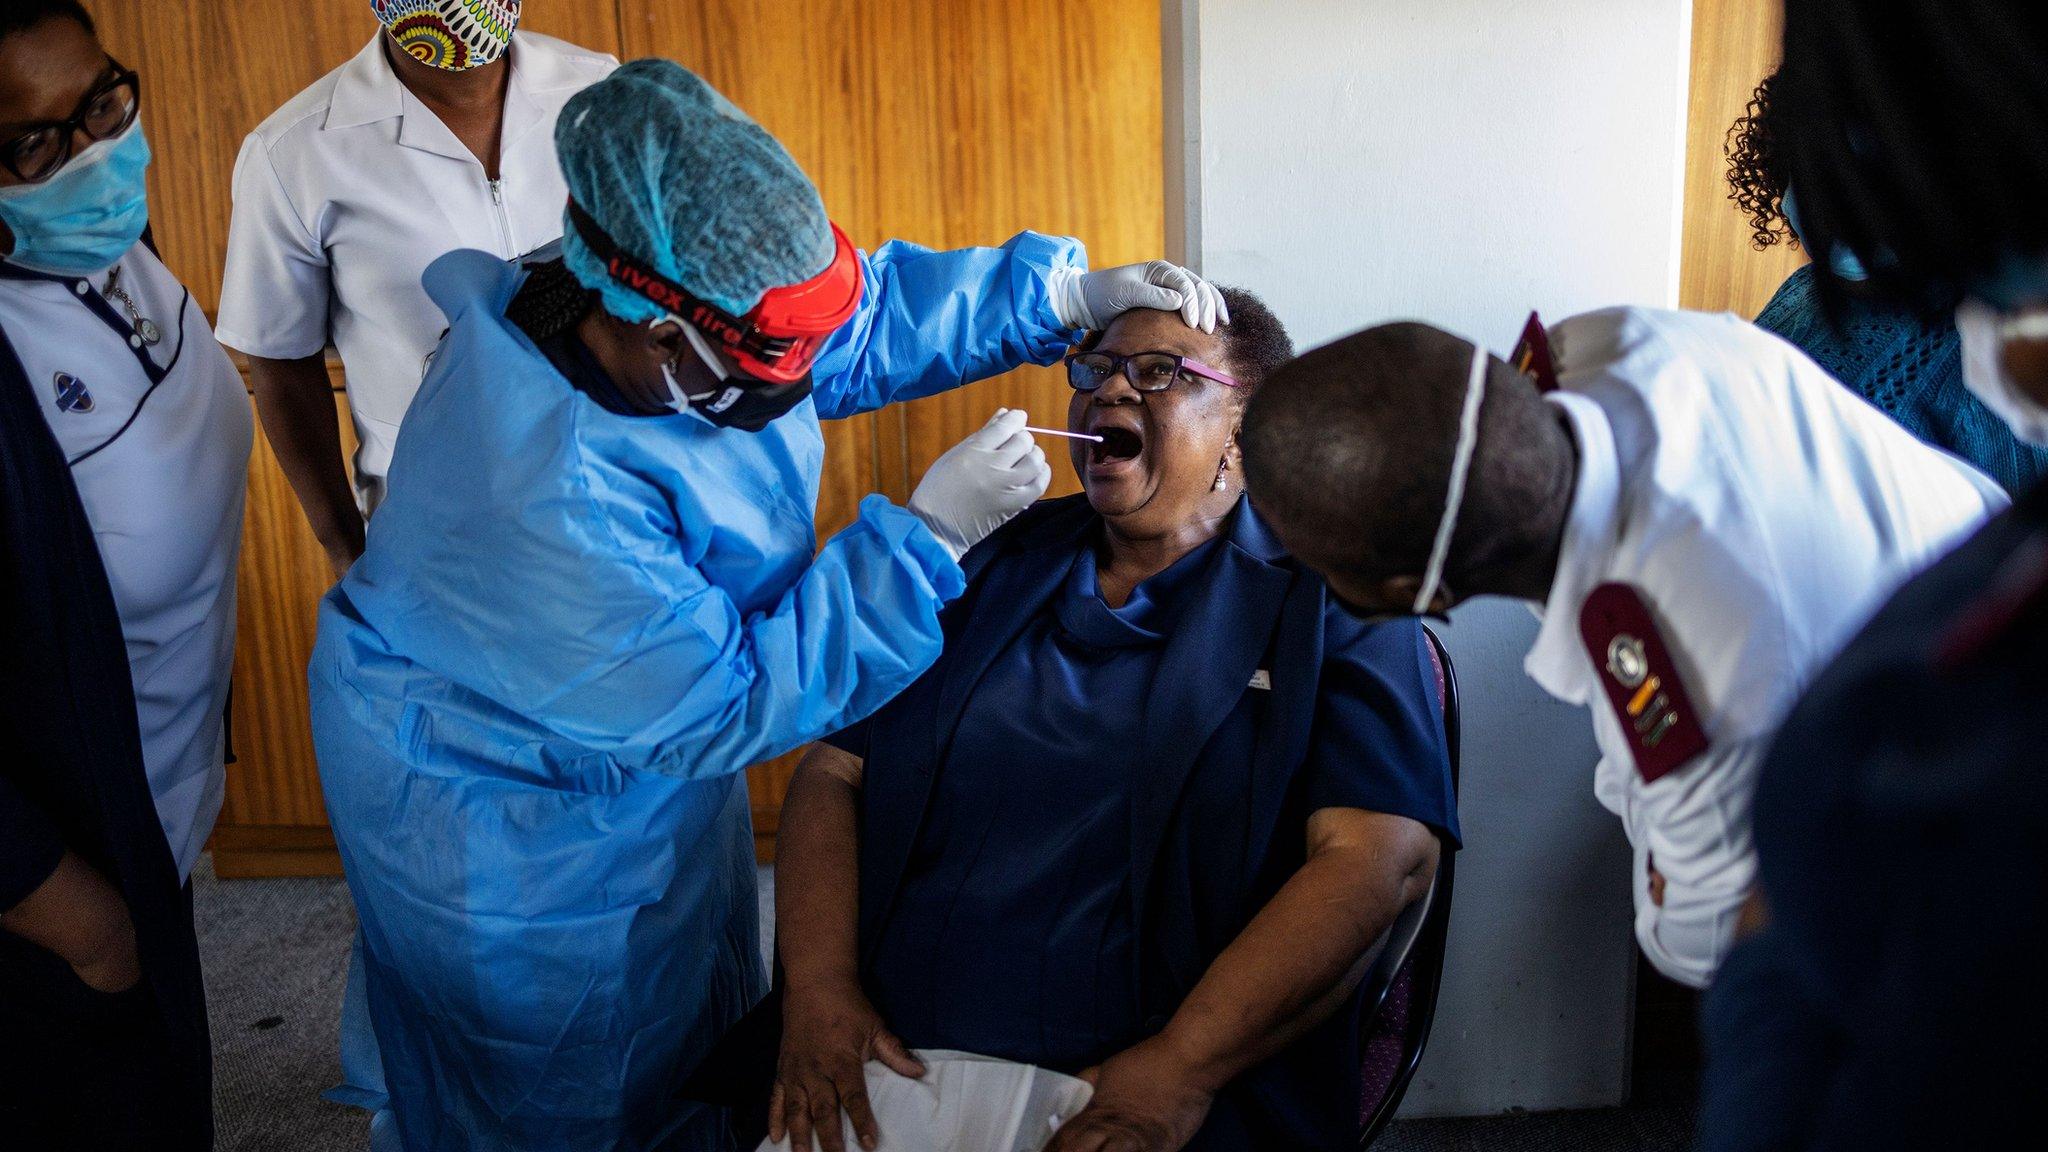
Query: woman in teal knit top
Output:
[[1730, 69, 2048, 495]]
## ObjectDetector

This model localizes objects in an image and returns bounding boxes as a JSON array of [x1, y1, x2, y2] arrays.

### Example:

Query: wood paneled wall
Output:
[[623, 0, 1163, 503], [80, 1, 1161, 871], [1680, 0, 1807, 315], [83, 1, 622, 317]]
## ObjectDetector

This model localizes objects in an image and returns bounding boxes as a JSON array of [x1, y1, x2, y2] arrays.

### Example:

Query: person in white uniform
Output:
[[218, 1, 613, 574], [1238, 306, 2007, 987], [0, 3, 250, 1147]]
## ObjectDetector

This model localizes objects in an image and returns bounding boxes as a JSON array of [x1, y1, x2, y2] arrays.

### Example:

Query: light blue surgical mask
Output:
[[0, 120, 152, 275]]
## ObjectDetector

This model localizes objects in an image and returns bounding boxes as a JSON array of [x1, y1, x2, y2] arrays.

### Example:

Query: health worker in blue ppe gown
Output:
[[309, 58, 1227, 1152]]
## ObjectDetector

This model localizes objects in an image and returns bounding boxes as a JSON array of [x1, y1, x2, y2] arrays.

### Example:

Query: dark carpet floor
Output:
[[193, 857, 1694, 1151]]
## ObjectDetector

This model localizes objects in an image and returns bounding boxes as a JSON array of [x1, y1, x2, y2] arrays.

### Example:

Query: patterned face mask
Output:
[[370, 1, 522, 72]]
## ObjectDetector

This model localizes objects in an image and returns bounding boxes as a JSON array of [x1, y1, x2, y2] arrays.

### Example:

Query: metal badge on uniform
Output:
[[1578, 583, 1708, 784], [1248, 669, 1272, 690], [1510, 311, 1560, 394], [52, 371, 93, 414]]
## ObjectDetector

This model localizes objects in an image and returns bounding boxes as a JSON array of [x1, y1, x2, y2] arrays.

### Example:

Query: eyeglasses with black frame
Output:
[[2, 64, 141, 184], [1064, 350, 1243, 393]]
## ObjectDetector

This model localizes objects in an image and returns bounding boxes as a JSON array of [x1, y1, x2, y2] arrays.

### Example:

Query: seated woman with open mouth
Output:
[[768, 290, 1460, 1152]]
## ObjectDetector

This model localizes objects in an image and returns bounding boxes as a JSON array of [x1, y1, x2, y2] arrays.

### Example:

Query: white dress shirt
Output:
[[216, 31, 615, 511], [0, 241, 253, 881], [1522, 306, 2006, 987]]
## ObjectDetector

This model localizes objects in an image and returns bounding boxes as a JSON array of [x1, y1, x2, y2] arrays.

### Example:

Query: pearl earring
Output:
[[1214, 436, 1234, 492]]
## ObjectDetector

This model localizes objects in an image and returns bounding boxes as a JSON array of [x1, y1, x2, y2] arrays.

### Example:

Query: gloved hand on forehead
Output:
[[907, 409, 1051, 562], [1051, 260, 1231, 333]]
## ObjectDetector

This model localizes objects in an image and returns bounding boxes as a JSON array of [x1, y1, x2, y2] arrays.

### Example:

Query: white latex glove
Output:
[[907, 408, 1051, 561], [1049, 260, 1230, 333]]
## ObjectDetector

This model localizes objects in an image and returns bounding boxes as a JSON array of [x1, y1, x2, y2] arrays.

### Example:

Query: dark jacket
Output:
[[838, 494, 1459, 1150], [0, 325, 211, 1148], [1699, 483, 2048, 1152]]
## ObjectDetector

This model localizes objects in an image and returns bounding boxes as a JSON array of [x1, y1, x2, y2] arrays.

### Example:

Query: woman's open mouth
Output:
[[1088, 425, 1145, 472]]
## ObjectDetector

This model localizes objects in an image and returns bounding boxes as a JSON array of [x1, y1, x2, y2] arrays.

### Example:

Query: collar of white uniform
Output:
[[1522, 388, 1624, 704], [324, 30, 585, 134]]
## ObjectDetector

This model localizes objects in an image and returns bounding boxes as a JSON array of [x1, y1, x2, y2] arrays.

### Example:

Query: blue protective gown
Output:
[[309, 231, 1081, 1152]]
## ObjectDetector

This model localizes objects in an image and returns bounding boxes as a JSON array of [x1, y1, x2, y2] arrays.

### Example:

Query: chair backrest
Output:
[[1356, 625, 1461, 1147]]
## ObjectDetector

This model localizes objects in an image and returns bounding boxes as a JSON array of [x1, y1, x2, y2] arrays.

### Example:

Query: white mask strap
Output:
[[649, 312, 730, 379], [1414, 344, 1488, 615], [677, 316, 732, 382], [658, 361, 691, 413], [651, 315, 731, 414]]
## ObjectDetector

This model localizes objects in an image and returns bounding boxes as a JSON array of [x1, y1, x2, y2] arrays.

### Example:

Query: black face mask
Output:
[[683, 375, 814, 432]]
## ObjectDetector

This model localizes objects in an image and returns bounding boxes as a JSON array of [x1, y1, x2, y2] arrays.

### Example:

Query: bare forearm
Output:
[[247, 354, 363, 564], [0, 850, 134, 969], [1159, 830, 1437, 1093], [776, 746, 866, 996]]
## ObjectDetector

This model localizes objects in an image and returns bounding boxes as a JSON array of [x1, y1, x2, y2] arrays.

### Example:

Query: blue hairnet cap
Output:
[[557, 59, 835, 322]]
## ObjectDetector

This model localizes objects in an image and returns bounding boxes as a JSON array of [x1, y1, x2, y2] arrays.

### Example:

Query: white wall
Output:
[[1167, 0, 1694, 1116]]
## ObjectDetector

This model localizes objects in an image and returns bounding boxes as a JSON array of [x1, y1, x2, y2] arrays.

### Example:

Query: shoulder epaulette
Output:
[[1579, 582, 1710, 783]]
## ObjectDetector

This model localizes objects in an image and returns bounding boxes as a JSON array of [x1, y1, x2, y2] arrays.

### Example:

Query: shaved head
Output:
[[1240, 321, 1575, 608]]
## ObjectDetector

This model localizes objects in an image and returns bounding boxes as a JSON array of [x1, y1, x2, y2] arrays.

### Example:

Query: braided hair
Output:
[[1776, 0, 2048, 309], [504, 257, 596, 342]]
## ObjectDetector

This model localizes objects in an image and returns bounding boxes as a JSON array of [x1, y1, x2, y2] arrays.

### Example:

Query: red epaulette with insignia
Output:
[[1511, 310, 1560, 394], [1579, 583, 1709, 783]]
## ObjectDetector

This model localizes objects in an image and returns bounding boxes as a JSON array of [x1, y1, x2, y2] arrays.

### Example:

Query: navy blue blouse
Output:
[[830, 496, 1458, 1149], [868, 538, 1220, 1067]]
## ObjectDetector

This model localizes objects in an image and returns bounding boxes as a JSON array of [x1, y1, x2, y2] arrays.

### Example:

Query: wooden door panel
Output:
[[225, 380, 351, 828], [85, 1, 624, 320], [86, 2, 370, 317], [622, 0, 1162, 502], [216, 372, 355, 877], [515, 0, 624, 57], [1680, 0, 1808, 315]]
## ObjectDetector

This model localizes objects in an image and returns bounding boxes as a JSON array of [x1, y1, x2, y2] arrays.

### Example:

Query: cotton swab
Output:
[[1024, 426, 1103, 442]]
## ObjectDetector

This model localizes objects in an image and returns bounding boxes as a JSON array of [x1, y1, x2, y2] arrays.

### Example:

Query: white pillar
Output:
[[1166, 0, 1695, 1116]]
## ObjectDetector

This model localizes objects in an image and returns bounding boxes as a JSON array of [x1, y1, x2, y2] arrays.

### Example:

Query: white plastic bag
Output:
[[756, 1049, 1093, 1152]]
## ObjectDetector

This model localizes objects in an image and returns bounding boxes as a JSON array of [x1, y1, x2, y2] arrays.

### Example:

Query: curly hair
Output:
[[1207, 286, 1295, 389], [1726, 69, 1796, 252]]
